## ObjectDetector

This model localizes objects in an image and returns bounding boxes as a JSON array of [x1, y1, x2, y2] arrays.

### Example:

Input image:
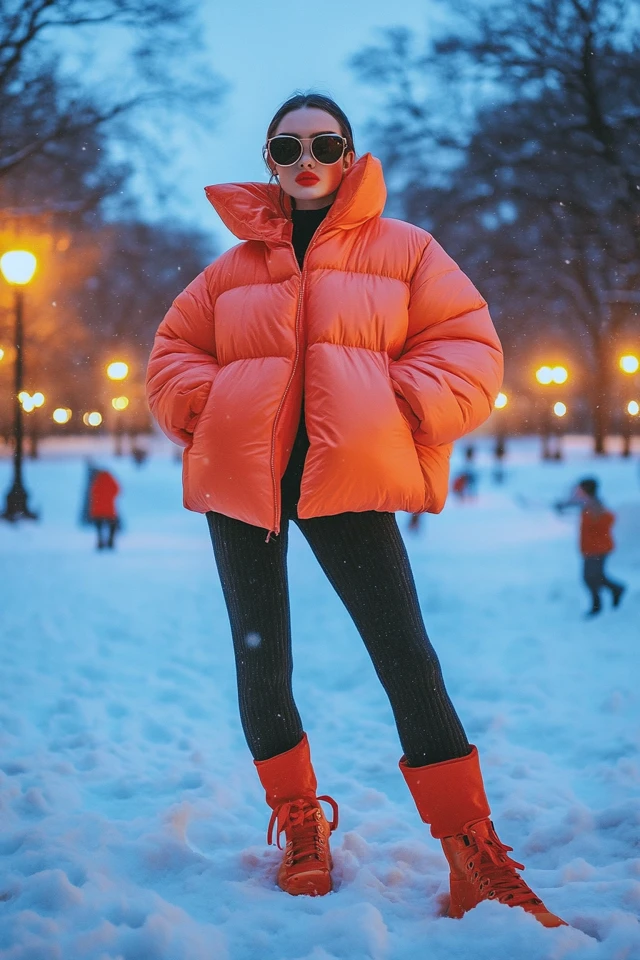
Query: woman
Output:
[[146, 93, 565, 927]]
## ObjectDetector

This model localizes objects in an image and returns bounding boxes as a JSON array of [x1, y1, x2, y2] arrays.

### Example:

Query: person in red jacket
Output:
[[88, 469, 120, 550], [146, 93, 565, 927], [557, 477, 625, 616]]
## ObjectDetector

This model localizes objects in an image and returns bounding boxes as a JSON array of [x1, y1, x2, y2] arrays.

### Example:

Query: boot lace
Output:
[[463, 820, 543, 908], [267, 796, 339, 866]]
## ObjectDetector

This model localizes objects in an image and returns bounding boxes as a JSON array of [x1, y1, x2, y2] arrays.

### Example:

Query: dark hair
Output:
[[265, 92, 356, 156], [578, 477, 598, 497]]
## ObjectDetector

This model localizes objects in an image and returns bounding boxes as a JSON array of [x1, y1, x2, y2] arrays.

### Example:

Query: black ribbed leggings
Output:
[[206, 506, 470, 767]]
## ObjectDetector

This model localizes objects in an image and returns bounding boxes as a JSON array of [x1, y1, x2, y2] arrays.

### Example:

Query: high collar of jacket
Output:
[[204, 153, 386, 244]]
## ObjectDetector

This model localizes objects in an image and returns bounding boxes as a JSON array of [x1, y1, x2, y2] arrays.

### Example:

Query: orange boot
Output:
[[400, 746, 566, 927], [255, 734, 338, 896]]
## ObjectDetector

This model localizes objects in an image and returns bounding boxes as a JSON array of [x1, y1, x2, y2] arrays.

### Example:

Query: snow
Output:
[[0, 434, 639, 960]]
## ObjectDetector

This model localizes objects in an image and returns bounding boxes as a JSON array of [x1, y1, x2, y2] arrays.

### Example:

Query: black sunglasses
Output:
[[267, 134, 347, 167]]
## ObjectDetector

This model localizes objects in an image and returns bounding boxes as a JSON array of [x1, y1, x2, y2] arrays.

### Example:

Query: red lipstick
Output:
[[295, 172, 320, 185]]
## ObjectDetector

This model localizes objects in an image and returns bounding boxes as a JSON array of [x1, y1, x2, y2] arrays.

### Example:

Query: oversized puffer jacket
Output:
[[146, 154, 503, 534]]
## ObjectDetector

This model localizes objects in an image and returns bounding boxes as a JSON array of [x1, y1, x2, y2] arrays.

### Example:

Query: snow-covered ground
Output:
[[1, 435, 639, 960]]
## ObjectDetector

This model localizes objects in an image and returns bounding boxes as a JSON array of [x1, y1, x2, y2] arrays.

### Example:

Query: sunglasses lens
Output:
[[312, 135, 345, 164], [269, 136, 302, 166]]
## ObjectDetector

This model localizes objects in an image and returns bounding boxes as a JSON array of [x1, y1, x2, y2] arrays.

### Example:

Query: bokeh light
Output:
[[628, 400, 639, 416], [494, 392, 508, 409], [52, 408, 72, 424], [106, 361, 129, 381], [553, 401, 567, 417], [0, 250, 37, 285], [620, 355, 639, 375], [111, 396, 129, 411], [536, 366, 553, 385], [83, 411, 103, 427], [551, 366, 568, 384]]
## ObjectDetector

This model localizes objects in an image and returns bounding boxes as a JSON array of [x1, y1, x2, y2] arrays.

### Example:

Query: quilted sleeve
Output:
[[146, 265, 220, 447], [389, 236, 503, 446]]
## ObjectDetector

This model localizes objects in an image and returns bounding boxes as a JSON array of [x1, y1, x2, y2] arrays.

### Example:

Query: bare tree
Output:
[[0, 0, 225, 204], [352, 0, 640, 451]]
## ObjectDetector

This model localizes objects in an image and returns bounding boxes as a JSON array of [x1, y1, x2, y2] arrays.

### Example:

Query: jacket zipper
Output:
[[266, 246, 313, 542]]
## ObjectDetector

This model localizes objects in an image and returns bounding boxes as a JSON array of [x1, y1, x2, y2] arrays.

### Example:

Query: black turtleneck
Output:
[[291, 205, 331, 269]]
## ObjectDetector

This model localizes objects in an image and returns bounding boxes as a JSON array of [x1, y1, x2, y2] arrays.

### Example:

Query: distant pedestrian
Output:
[[89, 469, 121, 550], [493, 435, 506, 484], [556, 477, 625, 616], [131, 444, 149, 467], [451, 446, 478, 501], [407, 511, 423, 533]]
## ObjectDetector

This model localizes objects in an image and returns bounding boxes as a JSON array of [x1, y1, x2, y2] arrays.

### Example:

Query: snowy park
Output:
[[0, 434, 638, 960]]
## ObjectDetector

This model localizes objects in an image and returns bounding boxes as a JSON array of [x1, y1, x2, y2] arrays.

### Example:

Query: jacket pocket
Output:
[[394, 392, 420, 433], [386, 356, 420, 433], [182, 380, 215, 437]]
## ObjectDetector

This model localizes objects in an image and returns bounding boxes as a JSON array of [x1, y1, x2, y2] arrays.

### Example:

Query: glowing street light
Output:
[[553, 401, 567, 417], [53, 408, 72, 424], [32, 392, 44, 407], [628, 400, 639, 416], [0, 251, 37, 285], [0, 249, 38, 521], [107, 361, 129, 381], [620, 355, 639, 375], [494, 392, 508, 409], [111, 396, 129, 411], [83, 411, 103, 427], [536, 365, 568, 385]]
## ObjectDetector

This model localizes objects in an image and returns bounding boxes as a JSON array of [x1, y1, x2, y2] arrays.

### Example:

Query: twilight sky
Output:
[[138, 0, 447, 251]]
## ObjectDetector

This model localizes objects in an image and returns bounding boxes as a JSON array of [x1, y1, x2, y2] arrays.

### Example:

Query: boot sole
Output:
[[279, 868, 332, 897]]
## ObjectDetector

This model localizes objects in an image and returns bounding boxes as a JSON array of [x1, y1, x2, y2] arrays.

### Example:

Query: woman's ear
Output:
[[262, 145, 277, 177], [343, 150, 356, 171]]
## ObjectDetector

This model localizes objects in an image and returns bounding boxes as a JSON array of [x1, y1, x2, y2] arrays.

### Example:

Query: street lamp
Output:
[[106, 362, 129, 454], [107, 361, 129, 381], [24, 391, 45, 458], [83, 411, 103, 427], [621, 399, 639, 457], [53, 407, 72, 424], [0, 250, 38, 521], [535, 365, 569, 460], [619, 354, 639, 375], [492, 392, 509, 483], [536, 365, 568, 385]]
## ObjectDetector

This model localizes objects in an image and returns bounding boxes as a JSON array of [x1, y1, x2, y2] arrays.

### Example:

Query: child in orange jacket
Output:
[[558, 477, 625, 616], [88, 469, 121, 550]]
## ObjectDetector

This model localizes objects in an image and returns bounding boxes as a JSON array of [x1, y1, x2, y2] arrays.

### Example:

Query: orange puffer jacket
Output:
[[580, 508, 615, 556], [146, 154, 503, 534]]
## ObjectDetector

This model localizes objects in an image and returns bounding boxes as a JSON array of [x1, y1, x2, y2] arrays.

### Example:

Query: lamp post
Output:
[[0, 250, 38, 521], [619, 355, 639, 457], [535, 365, 568, 460], [492, 392, 508, 483], [106, 361, 129, 455]]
